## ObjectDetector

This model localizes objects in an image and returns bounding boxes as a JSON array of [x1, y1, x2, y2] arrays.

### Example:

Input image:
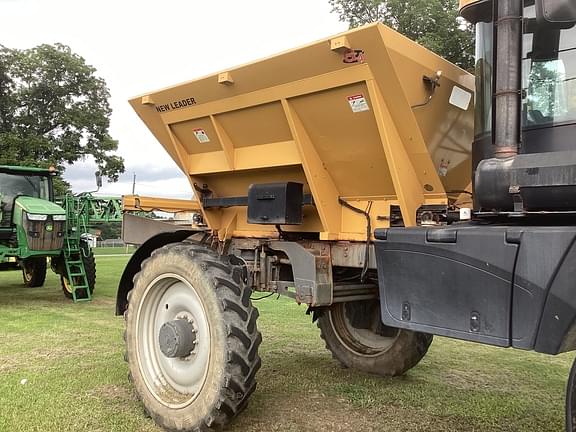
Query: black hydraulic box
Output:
[[247, 182, 303, 225]]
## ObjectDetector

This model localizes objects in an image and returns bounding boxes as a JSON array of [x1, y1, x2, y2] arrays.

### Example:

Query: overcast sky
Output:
[[1, 0, 347, 197]]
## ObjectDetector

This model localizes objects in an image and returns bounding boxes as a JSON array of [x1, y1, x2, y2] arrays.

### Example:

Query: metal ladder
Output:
[[63, 195, 91, 302]]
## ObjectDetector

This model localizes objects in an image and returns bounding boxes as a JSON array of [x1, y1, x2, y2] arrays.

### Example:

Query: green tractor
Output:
[[0, 165, 96, 301]]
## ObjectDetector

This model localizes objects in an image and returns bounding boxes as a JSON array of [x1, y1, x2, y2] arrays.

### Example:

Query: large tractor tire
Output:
[[318, 300, 432, 376], [21, 257, 47, 288], [124, 242, 261, 431], [61, 241, 96, 299]]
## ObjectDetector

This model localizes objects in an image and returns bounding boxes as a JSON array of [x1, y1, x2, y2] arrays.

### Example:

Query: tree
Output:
[[328, 0, 475, 70], [0, 43, 124, 194], [92, 222, 122, 240]]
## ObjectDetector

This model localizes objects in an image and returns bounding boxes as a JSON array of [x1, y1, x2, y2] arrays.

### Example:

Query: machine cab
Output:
[[0, 166, 54, 227], [466, 0, 576, 211], [0, 166, 65, 253]]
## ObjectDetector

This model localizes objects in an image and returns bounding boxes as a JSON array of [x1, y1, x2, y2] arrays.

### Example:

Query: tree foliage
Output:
[[92, 222, 122, 240], [328, 0, 475, 70], [0, 43, 124, 193]]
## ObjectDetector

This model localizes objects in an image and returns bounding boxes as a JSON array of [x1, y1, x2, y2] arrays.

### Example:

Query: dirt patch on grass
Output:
[[0, 346, 97, 372], [436, 367, 521, 394], [88, 384, 137, 404], [87, 297, 115, 307], [0, 357, 20, 373], [441, 368, 499, 390], [230, 390, 481, 432]]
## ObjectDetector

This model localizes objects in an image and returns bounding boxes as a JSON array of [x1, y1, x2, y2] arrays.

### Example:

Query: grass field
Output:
[[92, 246, 136, 256], [0, 256, 573, 431]]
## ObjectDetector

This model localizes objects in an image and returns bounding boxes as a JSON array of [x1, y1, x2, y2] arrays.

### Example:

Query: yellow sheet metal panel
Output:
[[459, 0, 492, 22], [122, 195, 201, 213], [130, 23, 474, 240], [459, 0, 482, 9]]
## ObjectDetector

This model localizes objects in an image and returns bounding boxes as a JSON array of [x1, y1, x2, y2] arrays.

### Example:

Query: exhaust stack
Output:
[[493, 0, 522, 158]]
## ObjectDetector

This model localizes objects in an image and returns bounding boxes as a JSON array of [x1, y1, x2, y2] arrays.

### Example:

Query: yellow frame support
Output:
[[210, 115, 235, 170], [281, 99, 341, 240], [366, 80, 424, 226], [122, 195, 201, 213]]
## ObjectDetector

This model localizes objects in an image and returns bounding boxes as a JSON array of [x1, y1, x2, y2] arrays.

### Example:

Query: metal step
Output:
[[61, 194, 93, 303]]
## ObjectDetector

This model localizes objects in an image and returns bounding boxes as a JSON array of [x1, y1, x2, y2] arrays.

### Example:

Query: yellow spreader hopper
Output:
[[130, 23, 474, 242]]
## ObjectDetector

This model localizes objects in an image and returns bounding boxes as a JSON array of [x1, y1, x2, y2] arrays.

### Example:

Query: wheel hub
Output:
[[159, 318, 197, 358]]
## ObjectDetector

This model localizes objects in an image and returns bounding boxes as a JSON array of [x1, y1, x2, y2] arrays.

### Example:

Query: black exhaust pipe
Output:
[[493, 0, 522, 158]]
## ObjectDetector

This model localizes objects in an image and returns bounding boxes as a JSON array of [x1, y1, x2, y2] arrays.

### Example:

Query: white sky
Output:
[[0, 0, 347, 197]]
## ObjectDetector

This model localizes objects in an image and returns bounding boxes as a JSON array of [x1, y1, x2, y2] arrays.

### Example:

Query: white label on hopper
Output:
[[449, 86, 472, 111], [347, 94, 370, 113], [438, 159, 450, 177], [193, 128, 210, 143]]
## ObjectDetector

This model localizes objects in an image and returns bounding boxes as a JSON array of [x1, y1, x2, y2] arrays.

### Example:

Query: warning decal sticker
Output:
[[347, 94, 370, 113], [193, 128, 210, 143], [438, 159, 450, 177]]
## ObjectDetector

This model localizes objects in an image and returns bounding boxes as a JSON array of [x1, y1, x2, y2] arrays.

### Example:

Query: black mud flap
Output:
[[374, 225, 576, 352]]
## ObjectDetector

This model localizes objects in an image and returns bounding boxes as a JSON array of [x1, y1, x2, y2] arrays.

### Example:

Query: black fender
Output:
[[115, 231, 196, 315], [374, 225, 576, 354], [534, 235, 576, 354]]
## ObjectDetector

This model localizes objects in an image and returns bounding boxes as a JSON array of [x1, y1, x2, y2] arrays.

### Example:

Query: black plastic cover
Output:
[[247, 182, 303, 225], [375, 225, 576, 354], [376, 226, 516, 347]]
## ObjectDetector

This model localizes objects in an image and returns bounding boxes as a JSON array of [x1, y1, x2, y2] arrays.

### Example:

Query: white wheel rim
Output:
[[135, 273, 211, 409], [63, 277, 72, 293]]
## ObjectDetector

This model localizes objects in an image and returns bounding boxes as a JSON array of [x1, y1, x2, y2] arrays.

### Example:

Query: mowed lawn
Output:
[[0, 254, 573, 432]]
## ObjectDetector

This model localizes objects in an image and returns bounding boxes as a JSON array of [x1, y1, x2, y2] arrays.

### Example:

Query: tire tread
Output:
[[317, 303, 432, 377], [124, 241, 261, 431]]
